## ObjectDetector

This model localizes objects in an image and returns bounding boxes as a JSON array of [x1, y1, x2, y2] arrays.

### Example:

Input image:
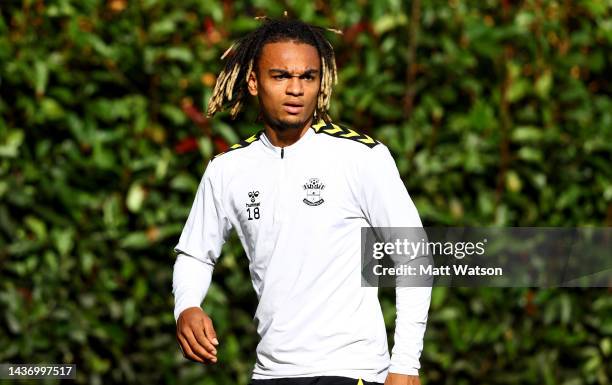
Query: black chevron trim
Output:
[[212, 130, 264, 160], [312, 121, 380, 148]]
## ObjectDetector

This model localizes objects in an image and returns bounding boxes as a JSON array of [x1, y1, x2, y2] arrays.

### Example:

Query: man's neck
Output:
[[263, 117, 314, 147]]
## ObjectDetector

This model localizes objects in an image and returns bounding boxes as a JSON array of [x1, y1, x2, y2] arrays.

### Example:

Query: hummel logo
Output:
[[248, 191, 259, 203]]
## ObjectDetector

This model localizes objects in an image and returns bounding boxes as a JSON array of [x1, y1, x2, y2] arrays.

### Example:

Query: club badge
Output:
[[303, 178, 325, 206]]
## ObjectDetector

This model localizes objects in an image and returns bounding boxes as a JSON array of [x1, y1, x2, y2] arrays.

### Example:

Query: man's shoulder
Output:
[[201, 130, 263, 181], [210, 130, 263, 163], [312, 121, 381, 150]]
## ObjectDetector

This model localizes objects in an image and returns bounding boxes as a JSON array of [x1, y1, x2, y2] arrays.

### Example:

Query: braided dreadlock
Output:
[[206, 17, 339, 124]]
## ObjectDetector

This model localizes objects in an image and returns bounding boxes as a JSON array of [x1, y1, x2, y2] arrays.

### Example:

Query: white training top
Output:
[[172, 121, 431, 383]]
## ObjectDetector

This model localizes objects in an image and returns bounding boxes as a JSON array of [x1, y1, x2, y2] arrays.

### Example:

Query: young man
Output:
[[172, 18, 431, 385]]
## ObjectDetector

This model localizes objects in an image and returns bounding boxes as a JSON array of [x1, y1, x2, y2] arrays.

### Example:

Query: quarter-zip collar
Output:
[[259, 126, 316, 159]]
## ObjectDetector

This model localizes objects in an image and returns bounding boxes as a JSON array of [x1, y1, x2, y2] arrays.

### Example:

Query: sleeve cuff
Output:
[[387, 364, 420, 376], [174, 302, 203, 323]]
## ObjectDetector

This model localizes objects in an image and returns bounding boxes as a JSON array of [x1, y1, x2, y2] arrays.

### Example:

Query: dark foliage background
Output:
[[1, 1, 611, 384]]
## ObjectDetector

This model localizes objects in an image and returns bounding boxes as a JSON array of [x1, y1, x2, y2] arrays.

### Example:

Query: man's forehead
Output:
[[258, 41, 321, 70]]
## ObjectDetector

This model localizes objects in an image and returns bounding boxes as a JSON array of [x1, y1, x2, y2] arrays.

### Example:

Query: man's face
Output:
[[248, 40, 321, 131]]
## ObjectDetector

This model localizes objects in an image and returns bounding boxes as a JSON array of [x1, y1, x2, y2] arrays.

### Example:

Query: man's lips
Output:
[[283, 102, 304, 114]]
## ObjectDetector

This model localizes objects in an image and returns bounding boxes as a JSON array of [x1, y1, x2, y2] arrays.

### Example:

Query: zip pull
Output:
[[281, 148, 284, 159]]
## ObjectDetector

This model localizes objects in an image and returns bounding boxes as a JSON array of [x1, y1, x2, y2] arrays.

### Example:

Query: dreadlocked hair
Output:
[[206, 17, 339, 124]]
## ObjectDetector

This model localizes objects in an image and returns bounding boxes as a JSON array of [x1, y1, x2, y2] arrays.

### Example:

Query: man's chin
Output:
[[266, 115, 312, 131]]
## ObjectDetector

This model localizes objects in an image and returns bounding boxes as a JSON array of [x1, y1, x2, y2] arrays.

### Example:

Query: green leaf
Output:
[[34, 61, 49, 96], [41, 97, 65, 120], [120, 232, 150, 249], [0, 129, 25, 157], [535, 69, 552, 98], [165, 47, 193, 62], [373, 14, 408, 35], [512, 126, 543, 142], [52, 228, 74, 256], [126, 182, 146, 213], [24, 215, 47, 241], [506, 78, 531, 103]]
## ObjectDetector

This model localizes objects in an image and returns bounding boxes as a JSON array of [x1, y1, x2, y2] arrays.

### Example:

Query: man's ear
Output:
[[247, 70, 258, 96]]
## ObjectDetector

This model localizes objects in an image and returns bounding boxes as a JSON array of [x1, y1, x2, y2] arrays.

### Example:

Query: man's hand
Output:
[[176, 307, 219, 364], [384, 373, 421, 385]]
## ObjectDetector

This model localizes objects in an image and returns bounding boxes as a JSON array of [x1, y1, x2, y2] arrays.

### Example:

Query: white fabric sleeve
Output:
[[358, 144, 432, 376], [172, 160, 232, 323], [172, 253, 214, 322]]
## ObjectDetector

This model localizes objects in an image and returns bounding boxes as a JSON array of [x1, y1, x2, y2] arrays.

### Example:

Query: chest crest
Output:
[[303, 177, 326, 206]]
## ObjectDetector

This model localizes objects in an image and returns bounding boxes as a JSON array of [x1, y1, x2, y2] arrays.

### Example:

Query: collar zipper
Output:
[[281, 148, 284, 159]]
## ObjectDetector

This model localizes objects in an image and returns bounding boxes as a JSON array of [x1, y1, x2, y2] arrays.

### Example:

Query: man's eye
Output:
[[302, 75, 315, 80], [273, 74, 289, 79]]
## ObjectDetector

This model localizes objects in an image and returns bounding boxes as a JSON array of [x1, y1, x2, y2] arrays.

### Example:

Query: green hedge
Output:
[[1, 1, 610, 384]]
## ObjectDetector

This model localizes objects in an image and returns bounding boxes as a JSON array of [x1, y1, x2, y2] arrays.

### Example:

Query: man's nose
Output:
[[286, 76, 304, 96]]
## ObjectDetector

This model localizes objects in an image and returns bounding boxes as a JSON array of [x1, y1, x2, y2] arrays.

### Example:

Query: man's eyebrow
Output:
[[268, 69, 320, 76]]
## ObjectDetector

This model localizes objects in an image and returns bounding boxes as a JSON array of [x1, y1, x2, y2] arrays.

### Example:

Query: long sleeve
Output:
[[172, 160, 232, 323], [172, 253, 214, 322], [388, 286, 431, 375], [358, 144, 432, 375]]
